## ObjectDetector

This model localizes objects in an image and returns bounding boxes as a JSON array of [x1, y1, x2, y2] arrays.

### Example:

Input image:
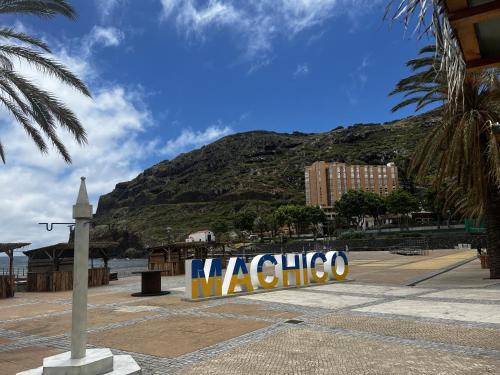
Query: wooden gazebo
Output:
[[0, 243, 30, 298], [148, 242, 226, 276], [23, 242, 117, 292]]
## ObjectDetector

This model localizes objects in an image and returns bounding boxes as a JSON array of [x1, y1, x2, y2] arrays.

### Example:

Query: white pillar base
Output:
[[17, 349, 141, 375]]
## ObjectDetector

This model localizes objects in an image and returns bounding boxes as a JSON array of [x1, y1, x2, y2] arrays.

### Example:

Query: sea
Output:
[[0, 256, 148, 278]]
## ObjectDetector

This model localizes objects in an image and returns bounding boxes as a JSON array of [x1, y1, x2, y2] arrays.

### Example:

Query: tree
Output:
[[423, 189, 445, 229], [211, 220, 228, 240], [289, 205, 308, 235], [386, 190, 419, 229], [253, 215, 268, 237], [265, 213, 279, 238], [274, 205, 296, 237], [302, 205, 326, 239], [303, 206, 326, 226], [334, 190, 367, 228], [0, 0, 91, 163], [390, 44, 500, 278], [233, 210, 257, 232], [364, 192, 387, 230]]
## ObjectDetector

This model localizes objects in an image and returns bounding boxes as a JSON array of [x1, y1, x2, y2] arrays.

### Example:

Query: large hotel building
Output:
[[305, 161, 399, 208]]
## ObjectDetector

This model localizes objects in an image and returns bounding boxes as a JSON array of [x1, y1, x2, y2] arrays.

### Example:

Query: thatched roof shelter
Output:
[[0, 242, 30, 275], [0, 243, 30, 253], [0, 243, 30, 298], [148, 242, 226, 276], [24, 242, 118, 273]]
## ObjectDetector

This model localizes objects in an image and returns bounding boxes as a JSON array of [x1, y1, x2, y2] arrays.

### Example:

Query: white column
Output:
[[71, 177, 93, 359]]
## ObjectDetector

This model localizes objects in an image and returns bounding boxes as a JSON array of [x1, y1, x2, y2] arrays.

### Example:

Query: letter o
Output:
[[331, 251, 349, 281]]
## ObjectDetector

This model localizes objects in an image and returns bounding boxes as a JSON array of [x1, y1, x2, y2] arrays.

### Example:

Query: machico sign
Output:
[[185, 251, 349, 300]]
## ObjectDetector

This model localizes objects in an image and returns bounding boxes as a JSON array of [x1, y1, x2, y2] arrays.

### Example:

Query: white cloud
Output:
[[293, 63, 309, 78], [90, 26, 124, 47], [81, 26, 125, 56], [346, 55, 370, 105], [0, 30, 151, 250], [95, 0, 125, 21], [160, 124, 233, 157], [160, 0, 382, 63]]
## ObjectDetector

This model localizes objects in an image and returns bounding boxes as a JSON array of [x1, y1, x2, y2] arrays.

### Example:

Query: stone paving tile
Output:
[[178, 327, 500, 375], [418, 259, 500, 288], [0, 303, 70, 322], [242, 289, 378, 309], [127, 295, 212, 310], [419, 288, 500, 302], [4, 260, 500, 375], [314, 313, 500, 351], [0, 298, 35, 309], [348, 267, 434, 285], [0, 345, 64, 374], [0, 308, 154, 337], [87, 291, 139, 305], [307, 283, 433, 297], [19, 291, 73, 301], [355, 299, 500, 324], [204, 303, 301, 319], [87, 315, 271, 358], [395, 251, 475, 270]]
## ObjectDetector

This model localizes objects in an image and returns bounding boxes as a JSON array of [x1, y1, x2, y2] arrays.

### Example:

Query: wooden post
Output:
[[7, 250, 13, 297]]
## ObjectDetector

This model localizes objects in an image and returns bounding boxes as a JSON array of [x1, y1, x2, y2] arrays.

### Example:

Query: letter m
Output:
[[188, 258, 222, 299]]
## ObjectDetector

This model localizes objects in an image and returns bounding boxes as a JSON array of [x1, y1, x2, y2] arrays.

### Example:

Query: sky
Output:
[[0, 0, 432, 251]]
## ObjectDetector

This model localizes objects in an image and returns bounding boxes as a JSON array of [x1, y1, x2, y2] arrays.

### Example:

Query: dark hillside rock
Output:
[[95, 112, 437, 242]]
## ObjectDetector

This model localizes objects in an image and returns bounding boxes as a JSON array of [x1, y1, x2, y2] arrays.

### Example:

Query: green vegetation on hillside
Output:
[[95, 112, 437, 243]]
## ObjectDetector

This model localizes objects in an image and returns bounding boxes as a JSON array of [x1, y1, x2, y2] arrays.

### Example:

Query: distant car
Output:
[[247, 234, 259, 241]]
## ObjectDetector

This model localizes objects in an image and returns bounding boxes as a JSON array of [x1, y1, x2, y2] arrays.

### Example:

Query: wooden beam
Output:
[[455, 23, 482, 62], [449, 1, 500, 28], [446, 0, 468, 13], [467, 56, 500, 71]]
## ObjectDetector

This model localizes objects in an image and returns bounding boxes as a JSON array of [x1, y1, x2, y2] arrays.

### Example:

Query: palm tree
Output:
[[0, 0, 90, 163], [390, 45, 500, 278], [385, 0, 465, 103]]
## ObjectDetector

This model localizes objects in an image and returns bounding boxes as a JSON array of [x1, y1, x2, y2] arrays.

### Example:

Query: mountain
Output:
[[95, 111, 438, 244]]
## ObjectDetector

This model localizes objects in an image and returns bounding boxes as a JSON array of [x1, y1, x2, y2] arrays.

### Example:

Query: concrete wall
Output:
[[231, 233, 487, 256]]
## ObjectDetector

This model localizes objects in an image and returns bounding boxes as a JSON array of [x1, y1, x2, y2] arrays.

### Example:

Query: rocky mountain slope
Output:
[[95, 111, 438, 244]]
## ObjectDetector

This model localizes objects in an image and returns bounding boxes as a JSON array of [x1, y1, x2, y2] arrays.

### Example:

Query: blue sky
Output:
[[0, 0, 432, 247], [18, 0, 429, 159]]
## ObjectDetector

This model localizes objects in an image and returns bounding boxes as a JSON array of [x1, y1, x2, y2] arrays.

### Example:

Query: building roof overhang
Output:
[[447, 0, 500, 71], [0, 243, 30, 254]]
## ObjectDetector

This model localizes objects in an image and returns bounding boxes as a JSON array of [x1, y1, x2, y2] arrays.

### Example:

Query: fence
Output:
[[0, 267, 27, 279], [27, 267, 110, 292], [0, 275, 14, 298]]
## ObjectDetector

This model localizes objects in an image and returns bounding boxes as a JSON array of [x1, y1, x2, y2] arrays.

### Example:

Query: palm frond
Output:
[[0, 45, 90, 96], [394, 45, 500, 218], [386, 0, 465, 105], [0, 96, 48, 153], [0, 0, 75, 18], [0, 1, 88, 164], [390, 45, 446, 112], [4, 70, 87, 137], [0, 28, 50, 51], [0, 138, 4, 163], [0, 70, 86, 163]]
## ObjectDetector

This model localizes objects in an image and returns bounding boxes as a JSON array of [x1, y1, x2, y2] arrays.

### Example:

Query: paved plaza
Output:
[[1, 250, 499, 374]]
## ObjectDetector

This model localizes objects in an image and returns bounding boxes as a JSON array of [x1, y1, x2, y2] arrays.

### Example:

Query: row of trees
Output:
[[334, 189, 419, 229], [217, 189, 422, 239], [229, 205, 326, 238]]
